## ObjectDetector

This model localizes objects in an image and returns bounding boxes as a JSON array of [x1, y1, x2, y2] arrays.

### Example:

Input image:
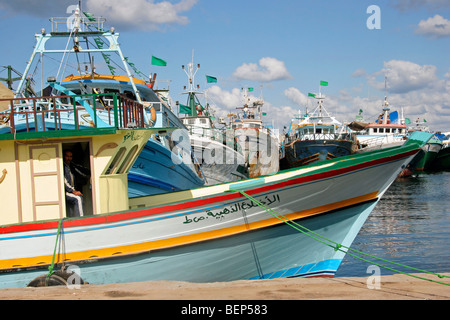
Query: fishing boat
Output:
[[177, 59, 247, 185], [0, 7, 204, 197], [225, 87, 280, 177], [405, 119, 443, 172], [0, 76, 433, 288], [281, 89, 356, 169], [349, 98, 408, 153]]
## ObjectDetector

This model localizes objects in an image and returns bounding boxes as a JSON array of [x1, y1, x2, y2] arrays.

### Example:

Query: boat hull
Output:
[[232, 128, 279, 177], [191, 137, 248, 185], [128, 138, 204, 197], [430, 146, 450, 170]]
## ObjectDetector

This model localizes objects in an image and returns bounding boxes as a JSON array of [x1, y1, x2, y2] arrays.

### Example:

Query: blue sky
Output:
[[0, 0, 449, 131]]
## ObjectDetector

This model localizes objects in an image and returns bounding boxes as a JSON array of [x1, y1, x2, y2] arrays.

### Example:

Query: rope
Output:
[[229, 189, 450, 286], [45, 218, 65, 286]]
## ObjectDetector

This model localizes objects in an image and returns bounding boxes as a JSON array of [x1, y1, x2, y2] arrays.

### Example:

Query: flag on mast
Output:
[[151, 56, 167, 66]]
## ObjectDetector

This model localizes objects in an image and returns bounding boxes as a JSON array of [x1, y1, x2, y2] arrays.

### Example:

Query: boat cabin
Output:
[[0, 93, 152, 226]]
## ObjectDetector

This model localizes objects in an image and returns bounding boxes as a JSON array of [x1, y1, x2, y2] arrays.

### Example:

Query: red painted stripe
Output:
[[0, 148, 417, 235]]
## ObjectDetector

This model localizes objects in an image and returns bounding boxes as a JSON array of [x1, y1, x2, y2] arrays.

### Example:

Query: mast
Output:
[[181, 51, 203, 117]]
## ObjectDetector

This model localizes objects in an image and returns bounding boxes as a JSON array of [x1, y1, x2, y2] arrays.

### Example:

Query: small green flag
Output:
[[424, 119, 427, 122], [308, 93, 316, 98], [179, 104, 191, 114], [262, 112, 267, 116], [320, 81, 328, 86], [151, 56, 167, 67], [248, 87, 254, 92], [206, 75, 217, 83], [405, 118, 411, 124]]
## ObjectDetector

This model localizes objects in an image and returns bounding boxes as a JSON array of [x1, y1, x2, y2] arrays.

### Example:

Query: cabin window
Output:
[[379, 128, 384, 133], [316, 128, 322, 134], [386, 128, 391, 133], [117, 145, 139, 174], [105, 147, 126, 174], [373, 128, 378, 133]]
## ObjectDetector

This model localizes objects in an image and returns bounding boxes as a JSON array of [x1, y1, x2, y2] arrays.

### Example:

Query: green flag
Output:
[[248, 87, 254, 92], [405, 118, 411, 124], [179, 104, 191, 114], [206, 75, 217, 83], [320, 81, 328, 86], [308, 93, 316, 98], [151, 56, 167, 67]]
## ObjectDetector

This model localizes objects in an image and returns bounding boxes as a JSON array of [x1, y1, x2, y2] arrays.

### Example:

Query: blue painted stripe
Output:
[[247, 259, 342, 280]]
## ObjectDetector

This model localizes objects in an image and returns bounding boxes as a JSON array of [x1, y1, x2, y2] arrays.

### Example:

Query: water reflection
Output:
[[336, 171, 450, 277]]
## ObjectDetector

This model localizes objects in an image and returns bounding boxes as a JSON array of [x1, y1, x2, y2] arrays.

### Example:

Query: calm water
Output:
[[335, 171, 450, 277]]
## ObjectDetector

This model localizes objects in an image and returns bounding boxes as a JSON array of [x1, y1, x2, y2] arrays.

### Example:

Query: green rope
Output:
[[230, 189, 450, 286], [45, 218, 64, 286]]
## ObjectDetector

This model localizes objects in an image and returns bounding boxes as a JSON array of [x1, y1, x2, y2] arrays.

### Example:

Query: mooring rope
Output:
[[229, 189, 450, 286], [45, 218, 65, 286]]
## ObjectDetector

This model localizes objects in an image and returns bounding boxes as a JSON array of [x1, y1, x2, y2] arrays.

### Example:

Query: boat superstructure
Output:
[[0, 7, 204, 197], [281, 88, 356, 168]]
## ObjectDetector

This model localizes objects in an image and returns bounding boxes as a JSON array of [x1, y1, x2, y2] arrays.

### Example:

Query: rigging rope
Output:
[[229, 189, 450, 286]]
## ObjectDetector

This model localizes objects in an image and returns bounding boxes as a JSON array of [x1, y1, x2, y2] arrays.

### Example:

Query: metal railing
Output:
[[0, 93, 146, 134]]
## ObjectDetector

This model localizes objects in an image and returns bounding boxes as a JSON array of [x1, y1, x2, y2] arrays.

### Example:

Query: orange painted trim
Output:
[[0, 192, 378, 270], [62, 74, 147, 86]]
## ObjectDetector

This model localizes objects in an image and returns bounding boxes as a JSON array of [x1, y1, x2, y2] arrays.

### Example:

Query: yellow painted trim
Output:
[[0, 192, 378, 270], [62, 74, 147, 86]]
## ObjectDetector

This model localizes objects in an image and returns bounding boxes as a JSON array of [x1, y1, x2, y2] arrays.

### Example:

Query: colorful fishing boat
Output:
[[225, 87, 280, 177], [281, 86, 356, 169], [0, 80, 432, 288], [178, 58, 247, 185], [0, 7, 204, 197]]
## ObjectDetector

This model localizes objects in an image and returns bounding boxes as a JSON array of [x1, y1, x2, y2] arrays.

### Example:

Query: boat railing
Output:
[[297, 132, 353, 141], [49, 16, 107, 33], [0, 92, 146, 133]]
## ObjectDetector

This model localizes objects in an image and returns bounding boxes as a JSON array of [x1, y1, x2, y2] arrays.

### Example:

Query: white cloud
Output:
[[86, 0, 198, 31], [233, 57, 292, 82], [370, 60, 438, 94], [346, 60, 450, 132], [415, 14, 450, 38], [0, 0, 198, 31], [283, 87, 308, 107]]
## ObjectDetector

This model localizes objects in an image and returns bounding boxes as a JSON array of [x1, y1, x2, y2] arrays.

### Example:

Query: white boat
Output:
[[350, 98, 408, 153], [178, 59, 247, 185]]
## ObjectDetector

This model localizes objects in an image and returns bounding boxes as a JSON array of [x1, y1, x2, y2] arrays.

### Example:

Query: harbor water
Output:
[[335, 171, 450, 278]]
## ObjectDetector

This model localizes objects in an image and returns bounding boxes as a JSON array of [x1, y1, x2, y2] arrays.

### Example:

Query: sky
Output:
[[0, 0, 449, 132]]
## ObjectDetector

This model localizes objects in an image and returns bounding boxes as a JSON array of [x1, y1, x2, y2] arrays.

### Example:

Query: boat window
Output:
[[124, 91, 136, 100], [316, 128, 322, 134], [105, 147, 126, 174], [373, 128, 378, 133], [386, 128, 391, 133], [117, 145, 139, 174], [379, 128, 384, 133]]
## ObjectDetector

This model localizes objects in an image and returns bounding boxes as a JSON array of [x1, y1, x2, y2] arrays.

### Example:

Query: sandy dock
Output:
[[0, 273, 448, 300]]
